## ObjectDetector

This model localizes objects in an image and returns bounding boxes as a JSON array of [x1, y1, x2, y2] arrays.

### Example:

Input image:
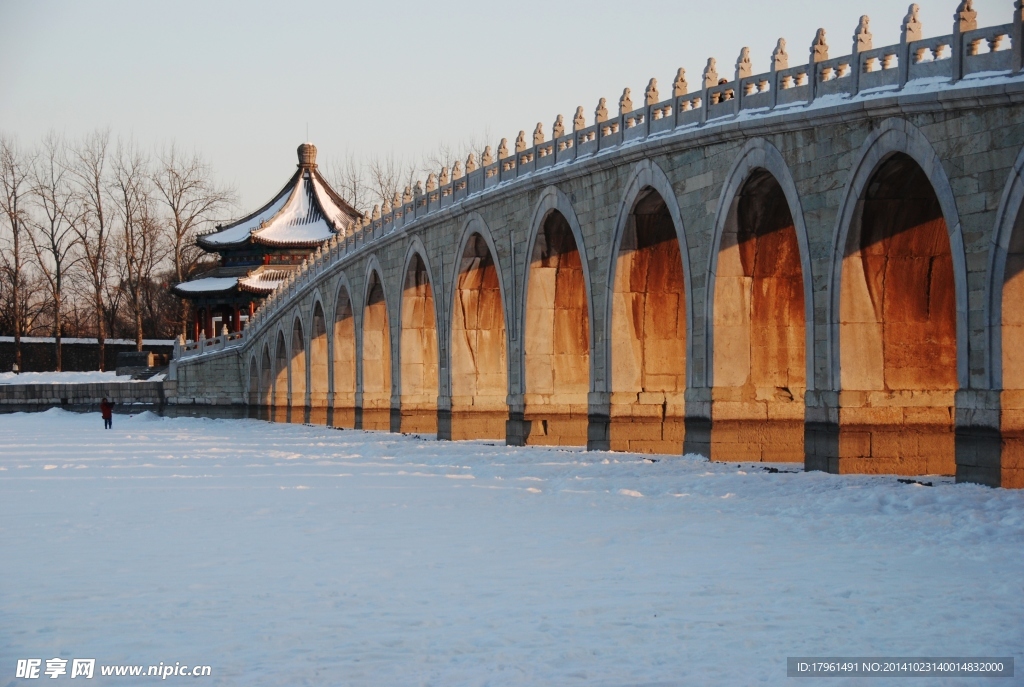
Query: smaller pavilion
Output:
[[174, 143, 361, 339]]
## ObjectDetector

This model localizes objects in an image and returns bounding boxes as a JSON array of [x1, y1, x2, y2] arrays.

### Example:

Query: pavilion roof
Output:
[[196, 143, 361, 251]]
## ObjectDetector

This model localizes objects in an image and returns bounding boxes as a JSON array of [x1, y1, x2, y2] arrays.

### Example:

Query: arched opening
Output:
[[247, 355, 259, 406], [260, 344, 272, 409], [362, 270, 392, 431], [610, 188, 687, 453], [524, 210, 589, 445], [451, 232, 508, 439], [400, 253, 439, 433], [289, 317, 307, 414], [332, 285, 357, 428], [1000, 203, 1024, 488], [712, 170, 805, 462], [272, 330, 289, 422], [309, 302, 329, 424], [840, 152, 956, 475]]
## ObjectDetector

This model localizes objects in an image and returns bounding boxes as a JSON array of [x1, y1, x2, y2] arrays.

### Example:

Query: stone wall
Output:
[[0, 338, 173, 373], [0, 381, 165, 407]]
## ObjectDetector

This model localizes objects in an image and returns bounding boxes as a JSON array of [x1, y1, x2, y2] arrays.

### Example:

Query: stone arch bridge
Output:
[[171, 4, 1024, 488]]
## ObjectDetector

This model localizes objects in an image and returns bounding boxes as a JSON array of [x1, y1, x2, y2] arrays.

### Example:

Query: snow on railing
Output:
[[174, 327, 247, 360], [177, 1, 1024, 362]]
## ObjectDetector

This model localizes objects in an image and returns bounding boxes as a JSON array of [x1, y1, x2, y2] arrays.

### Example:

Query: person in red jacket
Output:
[[100, 398, 113, 430]]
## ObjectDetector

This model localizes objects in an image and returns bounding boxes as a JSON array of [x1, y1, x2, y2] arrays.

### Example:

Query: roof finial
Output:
[[297, 142, 317, 168]]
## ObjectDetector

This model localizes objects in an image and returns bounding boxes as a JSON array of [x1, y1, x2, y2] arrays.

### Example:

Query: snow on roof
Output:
[[250, 174, 338, 247], [238, 268, 291, 294], [311, 174, 350, 232], [199, 182, 293, 248], [173, 276, 239, 294], [198, 144, 360, 251]]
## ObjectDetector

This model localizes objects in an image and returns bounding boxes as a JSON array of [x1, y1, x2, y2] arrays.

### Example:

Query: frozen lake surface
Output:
[[1, 409, 1021, 685]]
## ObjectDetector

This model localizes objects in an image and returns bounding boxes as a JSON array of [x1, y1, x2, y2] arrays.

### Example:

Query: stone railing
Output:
[[175, 1, 1024, 363], [174, 327, 247, 360]]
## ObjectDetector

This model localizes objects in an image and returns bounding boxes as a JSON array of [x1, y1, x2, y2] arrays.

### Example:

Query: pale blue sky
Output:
[[0, 0, 1013, 210]]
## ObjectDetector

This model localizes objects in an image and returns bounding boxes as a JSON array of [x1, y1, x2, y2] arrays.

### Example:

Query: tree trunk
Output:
[[96, 289, 106, 371], [134, 289, 144, 352], [12, 236, 21, 373], [54, 291, 62, 372]]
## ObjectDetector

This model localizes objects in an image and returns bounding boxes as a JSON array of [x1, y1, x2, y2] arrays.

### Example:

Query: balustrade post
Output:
[[770, 39, 787, 110], [851, 15, 872, 95], [700, 58, 716, 125], [898, 5, 921, 89], [734, 47, 751, 116], [952, 0, 977, 83], [809, 28, 828, 102]]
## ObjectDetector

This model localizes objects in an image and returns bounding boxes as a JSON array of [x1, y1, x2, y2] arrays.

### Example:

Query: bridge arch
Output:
[[247, 353, 259, 407], [988, 143, 1024, 389], [448, 213, 509, 440], [604, 158, 692, 453], [520, 186, 594, 446], [332, 273, 358, 427], [361, 257, 393, 430], [705, 139, 811, 462], [259, 342, 273, 408], [288, 311, 307, 411], [308, 293, 329, 411], [829, 117, 967, 475], [272, 326, 288, 416], [986, 143, 1024, 488], [398, 238, 440, 433]]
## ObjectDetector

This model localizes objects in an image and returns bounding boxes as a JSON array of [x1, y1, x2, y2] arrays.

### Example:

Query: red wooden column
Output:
[[233, 304, 241, 332], [193, 307, 202, 340]]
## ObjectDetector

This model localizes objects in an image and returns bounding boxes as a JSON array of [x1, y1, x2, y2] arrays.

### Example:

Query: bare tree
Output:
[[329, 134, 493, 217], [326, 152, 373, 215], [420, 130, 492, 181], [69, 129, 114, 369], [111, 139, 158, 350], [367, 153, 419, 209], [0, 134, 34, 371], [151, 143, 235, 337], [28, 132, 81, 371]]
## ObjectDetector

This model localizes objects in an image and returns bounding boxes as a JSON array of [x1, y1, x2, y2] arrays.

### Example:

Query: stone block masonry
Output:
[[0, 381, 166, 408]]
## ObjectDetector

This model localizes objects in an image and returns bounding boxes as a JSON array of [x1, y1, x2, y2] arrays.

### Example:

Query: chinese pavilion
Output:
[[174, 143, 361, 339]]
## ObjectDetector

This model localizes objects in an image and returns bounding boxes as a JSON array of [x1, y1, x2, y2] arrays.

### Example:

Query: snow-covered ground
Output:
[[0, 371, 135, 385], [1, 410, 1021, 685]]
